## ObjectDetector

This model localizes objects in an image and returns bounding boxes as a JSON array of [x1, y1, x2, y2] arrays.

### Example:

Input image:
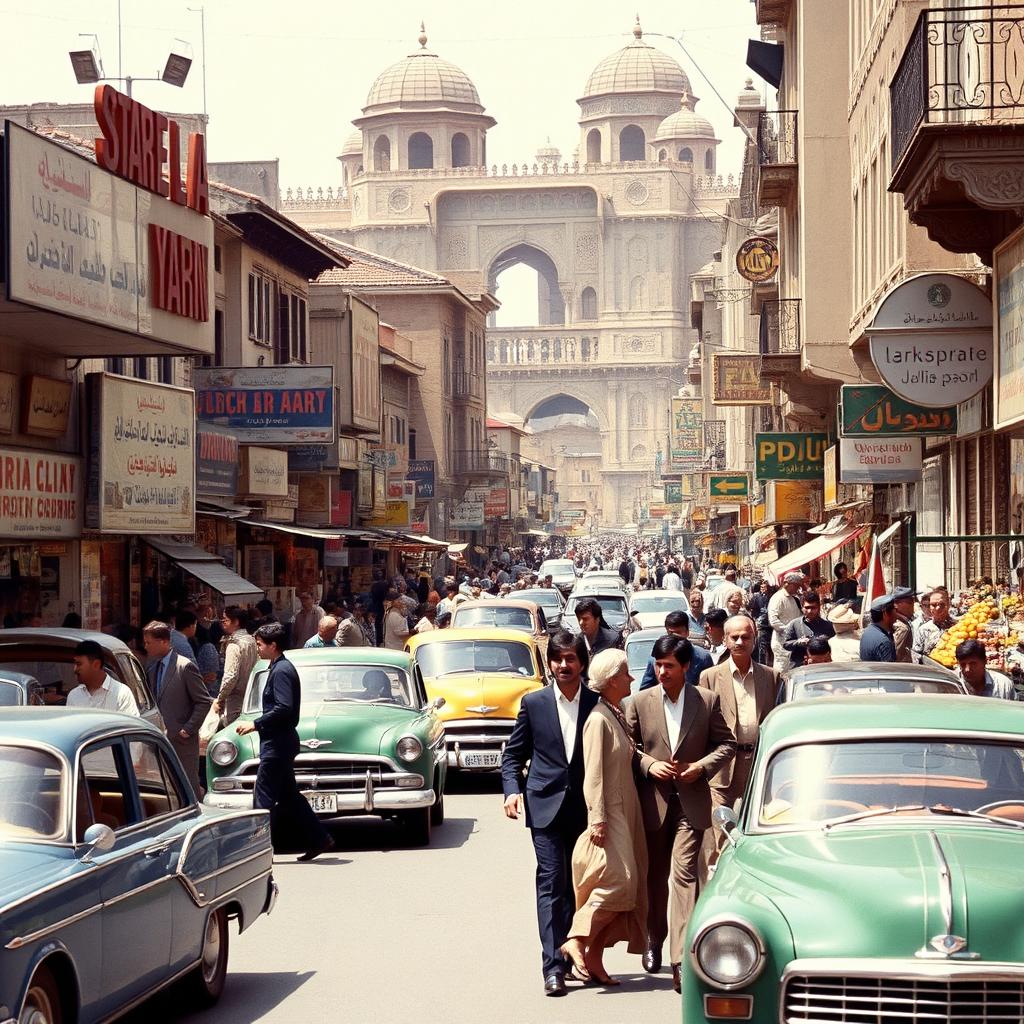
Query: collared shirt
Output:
[[663, 687, 685, 751], [729, 657, 758, 745], [913, 615, 957, 659], [663, 572, 682, 591], [980, 670, 1018, 700], [66, 673, 140, 715], [554, 683, 582, 762], [152, 650, 175, 697]]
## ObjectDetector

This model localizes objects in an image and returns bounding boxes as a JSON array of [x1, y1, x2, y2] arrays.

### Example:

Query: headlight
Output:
[[208, 739, 238, 767], [396, 736, 423, 762], [692, 920, 764, 989]]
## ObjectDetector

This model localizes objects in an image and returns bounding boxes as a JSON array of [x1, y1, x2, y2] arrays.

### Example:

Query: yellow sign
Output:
[[735, 236, 780, 283], [823, 445, 838, 508], [712, 354, 773, 406], [364, 500, 411, 528], [752, 502, 766, 526], [767, 480, 822, 524]]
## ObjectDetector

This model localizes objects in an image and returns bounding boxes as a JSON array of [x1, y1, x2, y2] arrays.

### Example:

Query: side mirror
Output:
[[426, 696, 446, 712], [713, 804, 739, 847], [79, 822, 115, 863]]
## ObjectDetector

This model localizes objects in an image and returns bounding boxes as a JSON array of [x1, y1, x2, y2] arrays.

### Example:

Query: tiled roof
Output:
[[314, 235, 451, 289]]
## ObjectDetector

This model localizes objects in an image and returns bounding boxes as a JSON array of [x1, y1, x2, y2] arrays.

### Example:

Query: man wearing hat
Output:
[[767, 572, 804, 673], [827, 603, 862, 663], [891, 587, 915, 663], [860, 595, 898, 662]]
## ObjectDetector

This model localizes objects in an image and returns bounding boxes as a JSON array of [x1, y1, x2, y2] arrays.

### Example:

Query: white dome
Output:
[[341, 130, 363, 156], [582, 19, 690, 100], [655, 101, 718, 142]]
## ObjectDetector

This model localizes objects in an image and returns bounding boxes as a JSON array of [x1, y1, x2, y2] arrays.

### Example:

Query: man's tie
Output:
[[153, 660, 164, 698]]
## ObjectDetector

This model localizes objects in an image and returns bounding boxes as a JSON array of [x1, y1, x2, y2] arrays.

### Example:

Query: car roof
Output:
[[0, 707, 163, 755], [516, 589, 560, 600], [632, 590, 688, 599], [787, 660, 959, 683], [567, 591, 627, 601], [761, 694, 1024, 748], [284, 648, 414, 669], [0, 628, 132, 653], [407, 627, 537, 648], [455, 599, 539, 611], [625, 628, 665, 643]]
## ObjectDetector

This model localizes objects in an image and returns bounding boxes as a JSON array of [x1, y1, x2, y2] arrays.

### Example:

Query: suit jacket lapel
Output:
[[547, 683, 570, 766], [672, 684, 699, 758], [716, 663, 738, 729]]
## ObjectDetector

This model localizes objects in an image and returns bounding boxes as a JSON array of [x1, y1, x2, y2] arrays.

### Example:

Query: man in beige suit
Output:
[[698, 615, 778, 877], [624, 634, 735, 992]]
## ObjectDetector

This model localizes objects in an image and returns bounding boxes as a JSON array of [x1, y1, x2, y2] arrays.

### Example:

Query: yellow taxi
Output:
[[406, 627, 548, 770]]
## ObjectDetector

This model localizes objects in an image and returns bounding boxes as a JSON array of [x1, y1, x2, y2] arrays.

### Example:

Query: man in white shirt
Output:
[[290, 591, 325, 650], [768, 571, 804, 673], [66, 639, 140, 715], [662, 565, 683, 591]]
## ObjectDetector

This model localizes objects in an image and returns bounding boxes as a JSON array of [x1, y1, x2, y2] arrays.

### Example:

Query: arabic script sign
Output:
[[670, 397, 703, 472], [839, 385, 957, 437], [712, 354, 772, 405], [995, 226, 1024, 432]]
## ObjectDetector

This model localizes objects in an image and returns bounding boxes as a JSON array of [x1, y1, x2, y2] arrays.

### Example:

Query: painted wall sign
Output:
[[670, 397, 703, 472], [0, 374, 15, 435], [196, 425, 239, 497], [450, 498, 485, 529], [0, 448, 82, 538], [838, 437, 923, 483], [839, 384, 957, 436], [239, 446, 289, 498], [735, 236, 780, 283], [766, 480, 822, 524], [995, 225, 1024, 431], [193, 365, 335, 444], [22, 375, 72, 438], [867, 273, 992, 407], [408, 459, 435, 500], [711, 354, 773, 405], [755, 432, 828, 481]]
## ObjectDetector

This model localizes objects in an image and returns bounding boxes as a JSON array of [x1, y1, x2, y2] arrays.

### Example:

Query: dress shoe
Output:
[[642, 946, 662, 973], [671, 964, 681, 993], [544, 973, 567, 997], [297, 836, 335, 862]]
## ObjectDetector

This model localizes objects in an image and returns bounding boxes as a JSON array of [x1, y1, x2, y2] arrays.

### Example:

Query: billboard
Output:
[[670, 397, 703, 472], [755, 432, 828, 481], [0, 448, 82, 538], [712, 354, 772, 405], [408, 459, 435, 499]]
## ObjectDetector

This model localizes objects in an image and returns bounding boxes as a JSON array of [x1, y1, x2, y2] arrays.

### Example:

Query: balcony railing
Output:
[[488, 331, 603, 365], [757, 110, 798, 166], [452, 369, 482, 400], [454, 449, 509, 476], [891, 7, 1024, 173], [759, 299, 801, 356]]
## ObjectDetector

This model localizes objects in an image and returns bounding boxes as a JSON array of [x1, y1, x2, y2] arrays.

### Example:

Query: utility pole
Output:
[[187, 6, 208, 118]]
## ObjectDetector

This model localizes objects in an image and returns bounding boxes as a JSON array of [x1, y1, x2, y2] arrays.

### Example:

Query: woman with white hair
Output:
[[560, 648, 648, 986]]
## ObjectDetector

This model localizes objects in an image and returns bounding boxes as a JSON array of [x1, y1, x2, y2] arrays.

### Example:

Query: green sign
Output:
[[839, 384, 958, 437], [709, 474, 749, 498], [665, 481, 683, 505], [755, 432, 828, 481]]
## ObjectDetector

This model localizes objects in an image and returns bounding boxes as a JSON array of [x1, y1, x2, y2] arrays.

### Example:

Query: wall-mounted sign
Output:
[[450, 498, 485, 529], [239, 446, 288, 498], [755, 432, 828, 481], [296, 474, 331, 526], [665, 481, 683, 505], [0, 374, 16, 435], [408, 459, 435, 500], [839, 384, 957, 437], [867, 273, 992, 407], [194, 365, 335, 444], [0, 448, 82, 538], [670, 397, 703, 471], [711, 354, 773, 405], [735, 236, 780, 283], [364, 500, 411, 528], [84, 373, 195, 534], [839, 437, 923, 483], [709, 473, 749, 499], [765, 480, 822, 524], [994, 226, 1024, 431], [22, 375, 72, 438], [196, 426, 239, 497]]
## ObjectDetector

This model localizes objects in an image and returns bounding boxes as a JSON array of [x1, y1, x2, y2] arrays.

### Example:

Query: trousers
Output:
[[253, 753, 330, 854], [530, 805, 586, 977]]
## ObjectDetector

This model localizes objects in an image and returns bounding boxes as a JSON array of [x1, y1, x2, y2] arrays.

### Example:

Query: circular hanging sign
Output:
[[866, 273, 992, 408], [735, 236, 780, 282]]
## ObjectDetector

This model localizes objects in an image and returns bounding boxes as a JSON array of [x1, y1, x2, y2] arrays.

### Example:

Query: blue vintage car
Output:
[[0, 708, 277, 1024]]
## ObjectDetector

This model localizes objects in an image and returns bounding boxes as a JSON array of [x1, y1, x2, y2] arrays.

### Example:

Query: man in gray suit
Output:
[[143, 620, 212, 798], [624, 634, 735, 992]]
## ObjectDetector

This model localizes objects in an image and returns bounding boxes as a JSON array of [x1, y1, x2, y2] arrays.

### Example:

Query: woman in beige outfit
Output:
[[561, 649, 648, 986]]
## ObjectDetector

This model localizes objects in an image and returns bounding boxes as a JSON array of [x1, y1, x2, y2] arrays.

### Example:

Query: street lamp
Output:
[[69, 36, 103, 84], [68, 35, 192, 97]]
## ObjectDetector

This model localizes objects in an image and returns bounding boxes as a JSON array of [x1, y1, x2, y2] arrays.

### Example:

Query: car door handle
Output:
[[144, 841, 173, 857]]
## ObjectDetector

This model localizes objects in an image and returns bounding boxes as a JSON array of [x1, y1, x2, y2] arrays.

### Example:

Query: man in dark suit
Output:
[[638, 610, 712, 690], [501, 630, 598, 997], [624, 634, 735, 992], [142, 620, 212, 798], [236, 622, 334, 861]]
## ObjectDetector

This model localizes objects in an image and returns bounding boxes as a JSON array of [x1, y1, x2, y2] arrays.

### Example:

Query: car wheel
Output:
[[403, 806, 432, 846], [430, 788, 445, 826], [179, 906, 229, 1008], [20, 966, 62, 1024]]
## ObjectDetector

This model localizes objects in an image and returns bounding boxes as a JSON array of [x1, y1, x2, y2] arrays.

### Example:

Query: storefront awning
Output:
[[143, 537, 264, 601], [197, 498, 253, 519], [370, 529, 448, 549], [764, 525, 867, 583], [236, 519, 374, 541]]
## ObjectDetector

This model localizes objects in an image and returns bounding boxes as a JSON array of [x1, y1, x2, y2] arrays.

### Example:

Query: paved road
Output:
[[132, 775, 679, 1024]]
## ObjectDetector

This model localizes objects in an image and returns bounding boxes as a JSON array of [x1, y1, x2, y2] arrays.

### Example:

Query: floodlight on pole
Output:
[[69, 35, 103, 84], [161, 40, 193, 88], [69, 27, 193, 97]]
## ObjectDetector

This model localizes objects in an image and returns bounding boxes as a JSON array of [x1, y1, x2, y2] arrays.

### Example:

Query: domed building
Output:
[[339, 129, 364, 186], [654, 94, 720, 172], [351, 24, 495, 174]]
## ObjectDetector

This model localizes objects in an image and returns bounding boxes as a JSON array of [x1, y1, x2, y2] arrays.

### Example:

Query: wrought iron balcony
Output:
[[452, 369, 481, 401], [756, 110, 798, 208], [889, 6, 1024, 263], [454, 449, 509, 477], [758, 299, 801, 357]]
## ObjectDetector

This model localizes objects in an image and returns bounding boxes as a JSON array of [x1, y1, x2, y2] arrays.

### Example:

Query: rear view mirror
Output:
[[80, 822, 115, 862]]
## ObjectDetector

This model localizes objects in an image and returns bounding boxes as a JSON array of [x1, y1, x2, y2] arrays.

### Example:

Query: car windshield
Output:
[[626, 636, 656, 675], [519, 591, 560, 611], [0, 745, 64, 839], [632, 594, 690, 615], [245, 663, 414, 712], [793, 678, 962, 699], [568, 597, 628, 623], [454, 606, 534, 631], [540, 561, 575, 579], [758, 739, 1024, 829], [415, 640, 537, 678]]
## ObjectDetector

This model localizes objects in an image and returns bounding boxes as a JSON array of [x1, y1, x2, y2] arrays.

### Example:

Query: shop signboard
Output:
[[995, 226, 1024, 431], [196, 425, 239, 497], [408, 459, 435, 499], [823, 445, 838, 508], [839, 384, 957, 437], [287, 443, 341, 473], [0, 447, 82, 538], [239, 446, 288, 498], [364, 500, 411, 528], [262, 483, 299, 523], [484, 486, 509, 519], [450, 497, 485, 529], [329, 296, 382, 433], [670, 397, 703, 471], [22, 376, 72, 438], [712, 354, 773, 406], [559, 509, 586, 521], [766, 480, 822, 525], [867, 273, 992, 407], [85, 373, 194, 534], [297, 474, 331, 526], [755, 432, 828, 481], [665, 481, 683, 505], [839, 438, 923, 484], [0, 374, 15, 434], [709, 473, 749, 499], [193, 365, 335, 444], [5, 119, 214, 354], [735, 236, 780, 283]]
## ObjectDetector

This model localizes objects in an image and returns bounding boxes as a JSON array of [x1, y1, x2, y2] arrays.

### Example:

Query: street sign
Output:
[[709, 474, 750, 498], [839, 384, 957, 437], [755, 432, 828, 481]]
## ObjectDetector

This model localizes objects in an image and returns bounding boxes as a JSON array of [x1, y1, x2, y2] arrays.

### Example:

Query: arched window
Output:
[[628, 394, 648, 427], [356, 164, 364, 176], [580, 286, 597, 320], [408, 132, 434, 169], [586, 128, 601, 164], [629, 276, 647, 311], [658, 148, 667, 162], [619, 125, 646, 161], [373, 135, 390, 172], [678, 147, 693, 163], [451, 132, 471, 167], [705, 148, 715, 172]]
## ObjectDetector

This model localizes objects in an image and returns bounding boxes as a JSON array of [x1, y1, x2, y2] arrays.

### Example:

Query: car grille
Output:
[[236, 759, 394, 790], [442, 721, 514, 748], [784, 974, 1024, 1022]]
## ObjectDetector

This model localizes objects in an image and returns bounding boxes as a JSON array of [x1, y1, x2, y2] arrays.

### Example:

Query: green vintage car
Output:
[[203, 648, 447, 845], [683, 694, 1024, 1023]]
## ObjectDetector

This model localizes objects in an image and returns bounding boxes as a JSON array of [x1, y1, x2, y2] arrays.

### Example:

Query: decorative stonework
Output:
[[388, 187, 412, 213], [946, 159, 1024, 208], [625, 178, 649, 206], [574, 230, 599, 271], [444, 230, 470, 268]]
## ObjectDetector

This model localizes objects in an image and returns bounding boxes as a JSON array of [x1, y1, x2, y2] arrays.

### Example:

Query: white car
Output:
[[629, 589, 691, 630], [576, 571, 627, 594]]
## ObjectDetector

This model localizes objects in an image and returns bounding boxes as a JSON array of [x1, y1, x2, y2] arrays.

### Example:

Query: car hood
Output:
[[424, 673, 542, 721], [721, 825, 1024, 960], [297, 701, 420, 757], [0, 843, 74, 910], [633, 611, 668, 630]]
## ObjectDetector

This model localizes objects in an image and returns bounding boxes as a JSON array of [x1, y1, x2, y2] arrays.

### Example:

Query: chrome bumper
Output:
[[203, 788, 435, 813], [263, 877, 279, 916]]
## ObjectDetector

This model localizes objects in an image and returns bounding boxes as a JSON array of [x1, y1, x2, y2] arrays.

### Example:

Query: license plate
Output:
[[304, 792, 338, 813], [461, 751, 501, 769]]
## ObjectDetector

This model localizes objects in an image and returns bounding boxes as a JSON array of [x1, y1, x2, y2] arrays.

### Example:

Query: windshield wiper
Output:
[[822, 804, 925, 831], [927, 804, 1024, 829]]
